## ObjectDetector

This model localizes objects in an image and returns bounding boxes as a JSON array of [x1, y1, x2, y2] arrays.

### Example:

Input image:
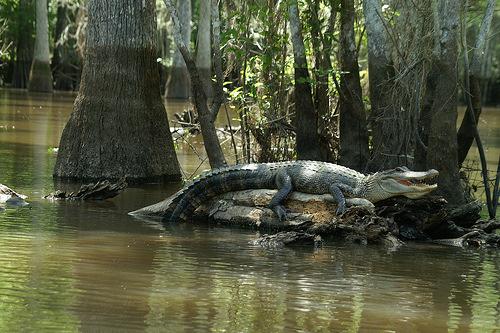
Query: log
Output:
[[191, 189, 498, 248]]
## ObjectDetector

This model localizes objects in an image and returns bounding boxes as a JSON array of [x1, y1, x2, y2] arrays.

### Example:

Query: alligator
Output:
[[131, 162, 439, 222], [130, 161, 439, 223]]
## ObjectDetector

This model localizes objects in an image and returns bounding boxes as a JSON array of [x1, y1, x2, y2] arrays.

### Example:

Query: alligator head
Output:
[[364, 166, 439, 202]]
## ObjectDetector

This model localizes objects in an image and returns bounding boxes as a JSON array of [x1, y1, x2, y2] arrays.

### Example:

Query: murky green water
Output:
[[0, 89, 499, 332]]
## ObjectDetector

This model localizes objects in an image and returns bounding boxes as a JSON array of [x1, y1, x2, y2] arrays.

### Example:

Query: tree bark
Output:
[[338, 0, 369, 171], [165, 0, 191, 99], [11, 0, 33, 89], [28, 0, 53, 92], [54, 0, 181, 182], [414, 68, 437, 171], [288, 0, 321, 161], [426, 0, 465, 205], [196, 0, 212, 97], [456, 0, 495, 165], [363, 0, 397, 171]]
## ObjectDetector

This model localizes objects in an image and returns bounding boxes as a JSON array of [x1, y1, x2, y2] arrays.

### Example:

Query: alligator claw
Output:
[[272, 205, 289, 221]]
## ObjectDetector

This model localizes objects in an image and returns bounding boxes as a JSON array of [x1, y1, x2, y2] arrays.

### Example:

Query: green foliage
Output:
[[0, 0, 33, 83]]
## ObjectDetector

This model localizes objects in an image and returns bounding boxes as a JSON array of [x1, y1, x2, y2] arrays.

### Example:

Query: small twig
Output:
[[375, 8, 405, 64], [493, 155, 499, 214], [461, 4, 494, 219], [187, 156, 209, 180], [356, 25, 366, 54], [224, 103, 239, 164], [178, 134, 204, 160]]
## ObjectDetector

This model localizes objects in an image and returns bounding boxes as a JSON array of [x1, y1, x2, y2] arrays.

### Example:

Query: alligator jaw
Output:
[[374, 168, 439, 200]]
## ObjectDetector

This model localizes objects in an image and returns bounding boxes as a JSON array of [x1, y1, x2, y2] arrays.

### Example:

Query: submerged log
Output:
[[45, 178, 127, 201], [190, 189, 498, 248]]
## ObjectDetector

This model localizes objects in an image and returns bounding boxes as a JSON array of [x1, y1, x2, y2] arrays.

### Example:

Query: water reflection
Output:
[[1, 212, 499, 332], [0, 88, 499, 332]]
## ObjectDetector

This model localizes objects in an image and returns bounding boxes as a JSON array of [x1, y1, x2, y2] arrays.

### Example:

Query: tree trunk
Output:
[[414, 68, 437, 171], [11, 0, 33, 89], [338, 0, 369, 171], [196, 0, 212, 97], [426, 0, 465, 205], [306, 0, 336, 162], [363, 0, 397, 171], [162, 0, 227, 168], [456, 0, 495, 166], [54, 0, 181, 182], [28, 0, 53, 92], [288, 0, 321, 161], [165, 0, 191, 99]]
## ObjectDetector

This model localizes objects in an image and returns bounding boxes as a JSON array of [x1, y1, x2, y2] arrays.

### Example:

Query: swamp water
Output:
[[0, 89, 499, 332]]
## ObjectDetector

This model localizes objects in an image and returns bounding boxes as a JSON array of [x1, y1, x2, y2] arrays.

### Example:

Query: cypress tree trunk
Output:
[[196, 0, 212, 97], [338, 0, 369, 171], [165, 0, 191, 99], [28, 0, 53, 92], [288, 0, 321, 161], [54, 0, 181, 182], [426, 0, 465, 205], [12, 0, 33, 89]]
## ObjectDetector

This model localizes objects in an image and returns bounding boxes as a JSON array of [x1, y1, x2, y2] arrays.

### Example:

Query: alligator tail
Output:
[[169, 166, 274, 222], [129, 164, 274, 222]]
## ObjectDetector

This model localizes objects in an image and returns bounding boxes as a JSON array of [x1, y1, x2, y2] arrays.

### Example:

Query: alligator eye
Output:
[[395, 167, 406, 172]]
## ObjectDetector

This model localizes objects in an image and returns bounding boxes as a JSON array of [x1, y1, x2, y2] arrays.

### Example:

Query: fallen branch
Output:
[[45, 178, 127, 200]]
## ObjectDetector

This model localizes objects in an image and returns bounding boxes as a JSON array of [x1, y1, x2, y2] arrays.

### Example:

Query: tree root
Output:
[[45, 178, 127, 201]]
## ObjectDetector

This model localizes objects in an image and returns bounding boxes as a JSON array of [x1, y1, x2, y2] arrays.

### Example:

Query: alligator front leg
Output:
[[269, 171, 293, 221], [329, 183, 357, 215]]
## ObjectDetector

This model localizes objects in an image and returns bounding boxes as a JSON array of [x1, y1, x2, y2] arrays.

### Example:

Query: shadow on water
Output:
[[0, 88, 499, 332]]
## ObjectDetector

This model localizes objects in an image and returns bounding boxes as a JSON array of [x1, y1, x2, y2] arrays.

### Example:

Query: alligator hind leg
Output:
[[269, 171, 293, 221]]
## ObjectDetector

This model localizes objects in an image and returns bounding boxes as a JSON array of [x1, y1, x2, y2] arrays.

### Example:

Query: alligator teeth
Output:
[[398, 177, 437, 187]]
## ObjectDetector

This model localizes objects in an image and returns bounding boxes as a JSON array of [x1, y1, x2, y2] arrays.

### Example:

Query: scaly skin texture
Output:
[[130, 161, 439, 222]]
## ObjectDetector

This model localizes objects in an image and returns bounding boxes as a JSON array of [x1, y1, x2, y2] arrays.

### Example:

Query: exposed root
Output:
[[45, 178, 127, 201]]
